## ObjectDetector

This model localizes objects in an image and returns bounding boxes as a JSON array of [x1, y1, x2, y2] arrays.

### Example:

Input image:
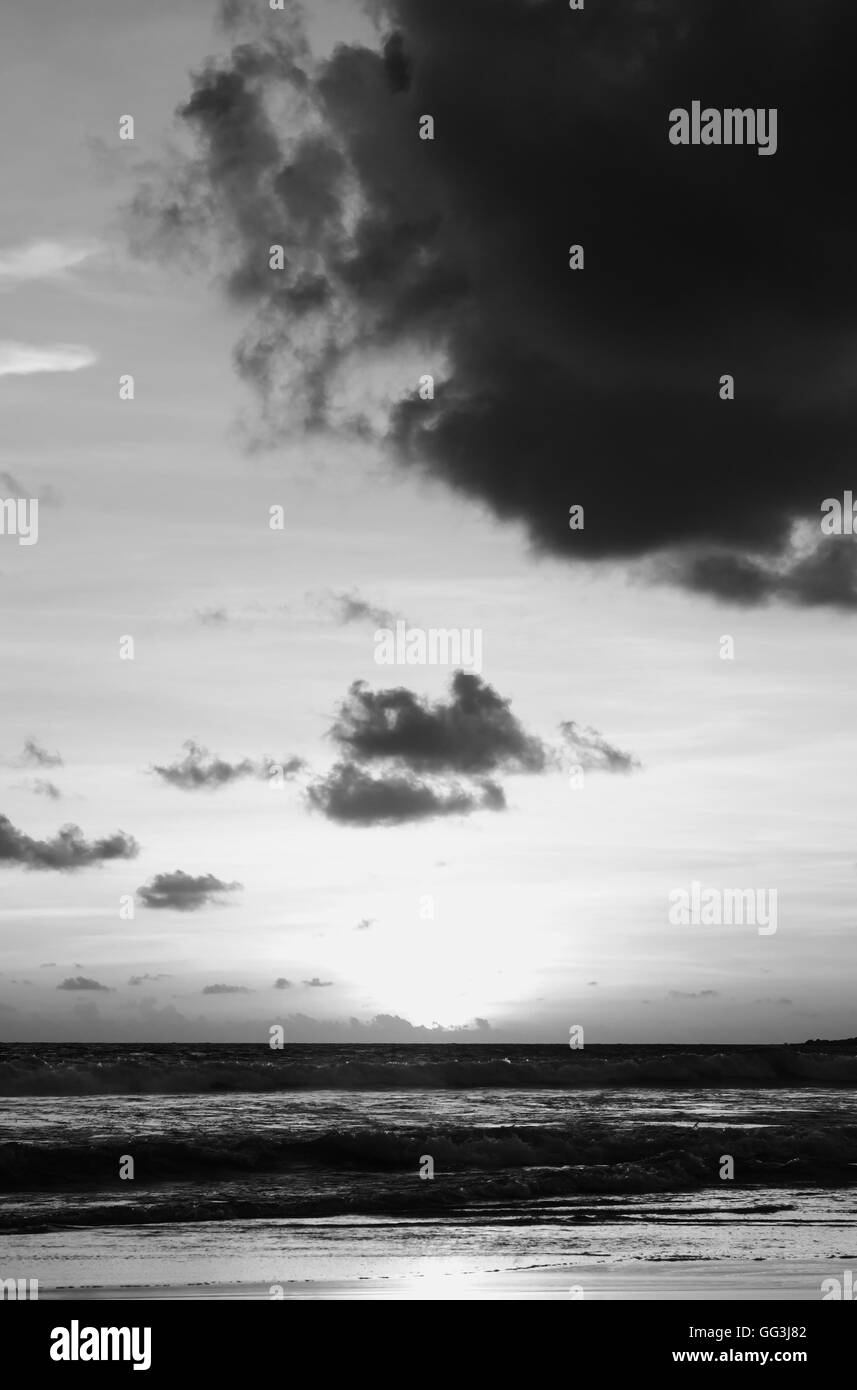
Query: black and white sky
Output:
[[2, 0, 856, 1043]]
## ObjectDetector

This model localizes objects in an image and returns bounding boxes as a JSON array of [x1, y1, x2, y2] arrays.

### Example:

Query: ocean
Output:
[[2, 1042, 856, 1299]]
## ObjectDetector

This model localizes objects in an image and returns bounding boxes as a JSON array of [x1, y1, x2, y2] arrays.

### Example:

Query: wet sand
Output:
[[39, 1259, 836, 1300]]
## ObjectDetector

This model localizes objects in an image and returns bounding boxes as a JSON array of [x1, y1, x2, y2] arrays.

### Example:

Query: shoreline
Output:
[[37, 1260, 839, 1301]]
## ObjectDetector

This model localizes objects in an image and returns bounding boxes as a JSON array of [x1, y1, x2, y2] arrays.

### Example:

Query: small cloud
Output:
[[195, 607, 230, 626], [57, 976, 110, 992], [328, 672, 549, 775], [274, 977, 292, 989], [0, 814, 138, 871], [559, 722, 640, 775], [302, 977, 333, 987], [128, 973, 172, 985], [152, 740, 303, 791], [317, 588, 400, 629], [587, 980, 598, 986], [668, 989, 719, 999], [39, 962, 56, 968], [25, 778, 61, 800], [0, 238, 99, 286], [202, 983, 252, 995], [0, 473, 61, 507], [0, 341, 96, 377], [751, 996, 794, 1006], [307, 762, 504, 825], [137, 870, 242, 911], [355, 918, 375, 931], [15, 738, 63, 769]]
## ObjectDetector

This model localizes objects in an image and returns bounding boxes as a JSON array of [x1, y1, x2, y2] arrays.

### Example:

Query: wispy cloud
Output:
[[0, 341, 96, 377], [23, 778, 62, 801], [14, 738, 63, 770], [0, 239, 100, 287], [152, 740, 304, 791], [314, 588, 400, 629]]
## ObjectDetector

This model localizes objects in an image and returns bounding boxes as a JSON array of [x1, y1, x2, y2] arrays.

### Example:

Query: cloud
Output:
[[194, 606, 230, 626], [152, 740, 304, 790], [270, 1012, 494, 1042], [57, 976, 110, 992], [668, 989, 719, 1000], [307, 670, 634, 821], [302, 977, 333, 987], [202, 983, 252, 994], [15, 738, 63, 769], [152, 740, 256, 789], [307, 761, 504, 825], [559, 722, 640, 775], [0, 815, 138, 871], [752, 996, 794, 1006], [133, 0, 857, 609], [317, 588, 399, 628], [128, 973, 172, 985], [137, 870, 242, 911], [22, 778, 62, 800], [355, 917, 374, 931], [0, 342, 96, 376], [274, 977, 292, 989], [0, 239, 99, 286], [0, 473, 61, 507], [329, 672, 549, 775]]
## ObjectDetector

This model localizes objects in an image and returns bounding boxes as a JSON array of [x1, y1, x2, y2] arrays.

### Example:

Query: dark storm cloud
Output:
[[137, 870, 242, 911], [0, 814, 138, 871], [307, 761, 505, 825], [133, 0, 857, 608], [202, 983, 252, 994], [559, 722, 640, 774], [330, 672, 549, 774], [152, 740, 304, 790], [655, 543, 857, 610], [57, 976, 110, 992]]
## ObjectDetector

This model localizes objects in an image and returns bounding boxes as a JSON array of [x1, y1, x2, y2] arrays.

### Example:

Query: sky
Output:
[[1, 0, 856, 1044]]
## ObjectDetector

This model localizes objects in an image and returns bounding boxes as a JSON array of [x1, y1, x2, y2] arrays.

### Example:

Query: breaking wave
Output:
[[3, 1043, 857, 1096]]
